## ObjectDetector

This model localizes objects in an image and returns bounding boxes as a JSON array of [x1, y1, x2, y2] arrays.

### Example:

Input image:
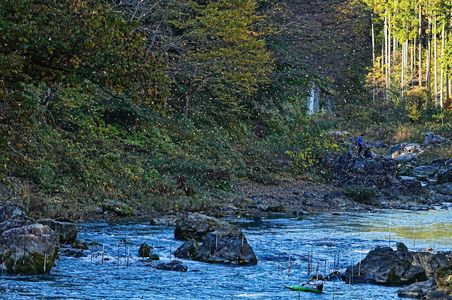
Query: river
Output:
[[1, 209, 451, 299]]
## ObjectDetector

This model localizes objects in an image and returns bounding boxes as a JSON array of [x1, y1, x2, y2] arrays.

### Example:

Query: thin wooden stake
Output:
[[117, 243, 120, 268], [288, 255, 291, 277]]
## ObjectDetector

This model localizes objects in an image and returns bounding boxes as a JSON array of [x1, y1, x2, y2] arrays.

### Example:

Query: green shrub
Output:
[[342, 185, 378, 205]]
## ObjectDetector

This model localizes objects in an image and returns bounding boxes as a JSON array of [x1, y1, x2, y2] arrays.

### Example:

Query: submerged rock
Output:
[[154, 260, 187, 272], [60, 247, 86, 258], [0, 224, 59, 275]]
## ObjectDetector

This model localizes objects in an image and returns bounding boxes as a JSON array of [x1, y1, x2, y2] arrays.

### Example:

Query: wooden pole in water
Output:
[[102, 245, 104, 264], [169, 242, 172, 260], [117, 242, 120, 268], [351, 257, 354, 286], [124, 243, 127, 267], [358, 250, 362, 277], [413, 225, 416, 247], [316, 262, 319, 279], [126, 247, 129, 268], [388, 215, 392, 247], [288, 255, 291, 277]]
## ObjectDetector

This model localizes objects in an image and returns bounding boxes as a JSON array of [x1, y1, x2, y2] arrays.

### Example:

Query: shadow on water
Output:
[[1, 209, 450, 299]]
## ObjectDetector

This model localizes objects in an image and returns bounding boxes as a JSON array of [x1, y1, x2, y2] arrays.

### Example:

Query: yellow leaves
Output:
[[69, 56, 81, 68], [84, 40, 97, 50]]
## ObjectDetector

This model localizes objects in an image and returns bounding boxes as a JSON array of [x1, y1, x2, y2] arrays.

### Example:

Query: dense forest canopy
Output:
[[0, 0, 450, 218]]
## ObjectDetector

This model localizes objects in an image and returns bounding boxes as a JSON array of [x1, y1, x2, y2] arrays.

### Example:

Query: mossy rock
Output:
[[4, 251, 57, 275], [101, 199, 135, 217], [435, 266, 452, 296]]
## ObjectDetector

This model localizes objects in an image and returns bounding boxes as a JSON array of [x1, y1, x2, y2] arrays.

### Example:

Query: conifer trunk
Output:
[[440, 22, 445, 108], [418, 4, 422, 88]]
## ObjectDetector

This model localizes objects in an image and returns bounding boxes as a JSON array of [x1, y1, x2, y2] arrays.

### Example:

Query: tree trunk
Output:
[[440, 22, 445, 108], [434, 17, 438, 105], [418, 4, 422, 88], [388, 15, 392, 87], [384, 15, 389, 99], [401, 40, 405, 105], [426, 17, 431, 105], [412, 35, 416, 88], [372, 14, 376, 102]]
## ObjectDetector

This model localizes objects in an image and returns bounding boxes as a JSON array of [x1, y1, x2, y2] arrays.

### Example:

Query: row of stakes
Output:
[[282, 249, 364, 285], [88, 241, 176, 268]]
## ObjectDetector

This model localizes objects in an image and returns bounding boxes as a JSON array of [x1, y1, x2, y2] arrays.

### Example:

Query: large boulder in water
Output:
[[343, 243, 421, 285], [175, 229, 257, 265], [343, 243, 452, 286], [0, 224, 59, 275], [412, 252, 452, 278], [38, 219, 77, 244], [174, 213, 257, 265], [174, 213, 231, 241]]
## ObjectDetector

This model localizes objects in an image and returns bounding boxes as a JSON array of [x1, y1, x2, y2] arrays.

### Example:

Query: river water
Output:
[[1, 209, 451, 299]]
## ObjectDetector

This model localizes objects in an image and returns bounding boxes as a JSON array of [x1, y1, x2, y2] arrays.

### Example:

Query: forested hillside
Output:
[[0, 0, 450, 219]]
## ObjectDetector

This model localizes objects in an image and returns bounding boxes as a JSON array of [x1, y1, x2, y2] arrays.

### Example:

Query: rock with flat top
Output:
[[0, 224, 59, 275]]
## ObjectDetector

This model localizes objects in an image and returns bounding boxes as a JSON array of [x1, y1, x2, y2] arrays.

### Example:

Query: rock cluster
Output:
[[330, 152, 398, 189], [0, 201, 78, 275], [174, 213, 257, 265], [342, 242, 452, 299]]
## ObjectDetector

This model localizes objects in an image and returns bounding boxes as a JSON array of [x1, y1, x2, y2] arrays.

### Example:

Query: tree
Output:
[[0, 0, 168, 111]]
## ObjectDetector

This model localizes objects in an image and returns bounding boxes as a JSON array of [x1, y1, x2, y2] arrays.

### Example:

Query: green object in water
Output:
[[285, 285, 322, 293]]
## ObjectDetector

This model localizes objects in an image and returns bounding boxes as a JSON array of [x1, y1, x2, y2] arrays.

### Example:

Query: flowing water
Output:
[[1, 209, 451, 299]]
